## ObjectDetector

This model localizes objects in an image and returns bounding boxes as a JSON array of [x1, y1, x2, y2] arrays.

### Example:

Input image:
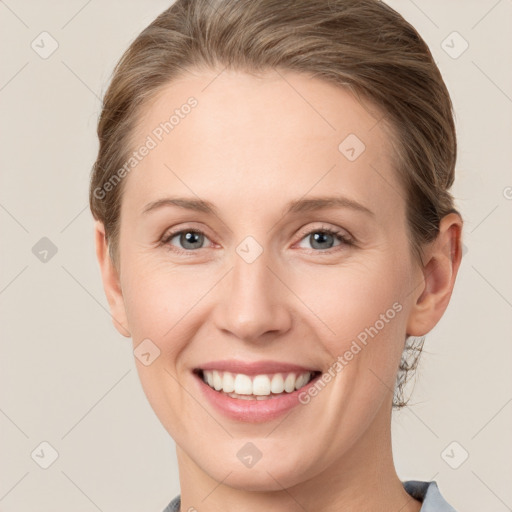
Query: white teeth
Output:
[[284, 373, 296, 393], [212, 370, 223, 391], [295, 372, 307, 390], [270, 374, 285, 394], [200, 370, 314, 397], [252, 375, 270, 396], [234, 374, 253, 395], [222, 372, 235, 393]]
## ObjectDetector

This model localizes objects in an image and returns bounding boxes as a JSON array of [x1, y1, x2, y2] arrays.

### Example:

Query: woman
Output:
[[89, 0, 463, 510]]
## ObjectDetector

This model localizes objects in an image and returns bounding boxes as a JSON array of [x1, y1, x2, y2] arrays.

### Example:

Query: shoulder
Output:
[[403, 480, 459, 511], [161, 494, 181, 512]]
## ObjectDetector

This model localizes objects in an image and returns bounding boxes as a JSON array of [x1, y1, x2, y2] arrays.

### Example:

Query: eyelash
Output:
[[159, 224, 353, 256]]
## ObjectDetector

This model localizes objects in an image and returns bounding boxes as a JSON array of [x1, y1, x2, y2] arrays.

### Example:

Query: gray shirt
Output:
[[162, 480, 458, 511]]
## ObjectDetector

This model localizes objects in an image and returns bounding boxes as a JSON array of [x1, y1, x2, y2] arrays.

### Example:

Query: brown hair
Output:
[[89, 0, 459, 408]]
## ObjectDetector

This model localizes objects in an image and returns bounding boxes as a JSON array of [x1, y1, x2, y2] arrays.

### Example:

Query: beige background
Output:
[[0, 0, 511, 510]]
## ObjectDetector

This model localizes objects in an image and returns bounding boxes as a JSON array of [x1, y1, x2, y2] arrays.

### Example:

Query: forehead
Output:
[[123, 67, 403, 222]]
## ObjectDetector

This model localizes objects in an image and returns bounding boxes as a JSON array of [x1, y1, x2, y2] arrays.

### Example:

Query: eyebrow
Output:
[[141, 195, 374, 217]]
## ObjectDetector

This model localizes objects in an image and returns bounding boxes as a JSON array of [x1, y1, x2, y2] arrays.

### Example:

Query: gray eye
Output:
[[309, 232, 337, 250], [296, 229, 344, 251], [170, 230, 206, 250]]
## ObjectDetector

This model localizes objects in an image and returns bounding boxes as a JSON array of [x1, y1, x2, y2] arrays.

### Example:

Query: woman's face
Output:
[[101, 68, 427, 490]]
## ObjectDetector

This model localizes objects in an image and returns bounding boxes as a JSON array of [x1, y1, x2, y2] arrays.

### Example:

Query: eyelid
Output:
[[158, 224, 214, 256], [291, 225, 354, 256], [295, 223, 354, 245], [160, 222, 354, 254]]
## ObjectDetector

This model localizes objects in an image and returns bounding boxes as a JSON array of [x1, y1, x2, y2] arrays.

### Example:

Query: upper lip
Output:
[[195, 360, 320, 376]]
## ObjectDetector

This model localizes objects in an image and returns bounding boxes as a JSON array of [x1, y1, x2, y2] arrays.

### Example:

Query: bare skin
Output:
[[94, 68, 462, 512]]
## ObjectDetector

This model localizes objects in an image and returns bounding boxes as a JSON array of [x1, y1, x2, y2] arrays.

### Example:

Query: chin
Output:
[[198, 448, 312, 493]]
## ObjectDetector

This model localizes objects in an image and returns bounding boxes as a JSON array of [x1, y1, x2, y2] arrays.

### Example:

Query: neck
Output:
[[175, 399, 422, 512]]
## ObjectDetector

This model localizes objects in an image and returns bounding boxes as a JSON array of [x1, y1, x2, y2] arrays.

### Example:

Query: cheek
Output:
[[121, 265, 209, 426], [290, 257, 409, 393], [123, 264, 202, 341], [295, 259, 407, 338]]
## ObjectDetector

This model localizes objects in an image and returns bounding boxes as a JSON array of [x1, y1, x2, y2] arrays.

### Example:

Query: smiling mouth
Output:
[[193, 368, 322, 400]]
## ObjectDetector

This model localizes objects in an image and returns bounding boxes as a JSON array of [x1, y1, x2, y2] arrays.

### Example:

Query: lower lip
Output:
[[193, 371, 321, 423]]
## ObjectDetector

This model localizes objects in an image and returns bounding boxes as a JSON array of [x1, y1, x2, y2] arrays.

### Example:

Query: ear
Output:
[[94, 220, 131, 338], [406, 212, 463, 336]]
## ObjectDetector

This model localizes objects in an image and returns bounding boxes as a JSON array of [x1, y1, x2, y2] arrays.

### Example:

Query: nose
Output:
[[212, 244, 292, 344]]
